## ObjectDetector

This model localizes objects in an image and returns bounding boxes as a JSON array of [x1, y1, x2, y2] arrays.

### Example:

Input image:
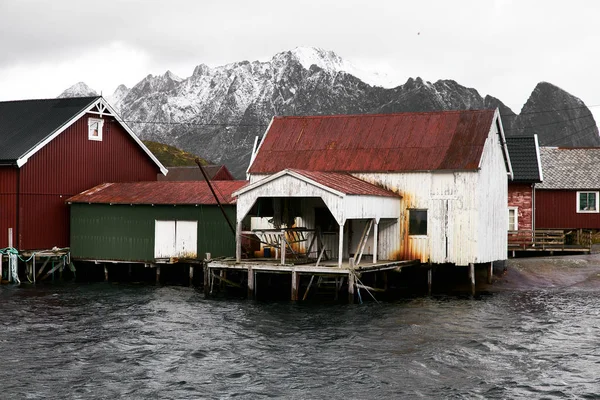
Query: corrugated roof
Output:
[[0, 97, 100, 163], [505, 136, 542, 183], [537, 147, 600, 190], [248, 110, 497, 174], [157, 165, 233, 181], [67, 180, 248, 205], [288, 169, 400, 197]]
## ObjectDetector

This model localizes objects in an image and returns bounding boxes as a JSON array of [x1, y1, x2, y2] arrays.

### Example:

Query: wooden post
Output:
[[8, 228, 12, 283], [203, 263, 210, 296], [383, 271, 388, 291], [487, 262, 493, 284], [280, 230, 286, 265], [235, 221, 242, 263], [32, 256, 36, 284], [0, 254, 2, 284], [247, 266, 254, 299], [427, 268, 432, 296], [291, 269, 299, 301], [348, 271, 355, 303], [189, 265, 194, 286], [104, 265, 108, 282], [469, 263, 475, 296], [373, 219, 378, 263], [338, 223, 344, 268], [156, 265, 161, 284], [128, 264, 132, 278]]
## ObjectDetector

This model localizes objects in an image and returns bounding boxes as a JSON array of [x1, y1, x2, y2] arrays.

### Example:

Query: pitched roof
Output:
[[505, 136, 543, 183], [67, 180, 248, 205], [0, 97, 167, 174], [248, 109, 499, 174], [0, 97, 99, 163], [157, 165, 234, 181], [537, 147, 600, 189], [234, 169, 401, 198]]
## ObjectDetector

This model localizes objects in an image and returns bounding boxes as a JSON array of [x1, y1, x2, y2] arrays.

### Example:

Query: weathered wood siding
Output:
[[508, 183, 534, 231]]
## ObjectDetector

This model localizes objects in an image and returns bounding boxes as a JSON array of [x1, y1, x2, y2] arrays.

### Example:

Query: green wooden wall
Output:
[[70, 203, 236, 262]]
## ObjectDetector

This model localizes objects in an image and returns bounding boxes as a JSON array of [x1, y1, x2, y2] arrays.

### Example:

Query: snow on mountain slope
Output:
[[58, 82, 98, 98]]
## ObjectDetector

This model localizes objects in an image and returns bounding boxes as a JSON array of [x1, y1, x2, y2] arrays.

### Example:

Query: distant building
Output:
[[0, 97, 166, 250], [157, 165, 234, 181], [234, 109, 512, 267]]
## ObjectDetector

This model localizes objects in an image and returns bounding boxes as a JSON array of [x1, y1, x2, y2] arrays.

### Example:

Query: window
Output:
[[577, 191, 599, 213], [508, 207, 518, 231], [409, 209, 427, 236], [88, 118, 104, 141]]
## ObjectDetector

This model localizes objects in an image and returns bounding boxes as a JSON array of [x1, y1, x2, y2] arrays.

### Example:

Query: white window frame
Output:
[[508, 207, 518, 231], [88, 117, 104, 141], [576, 191, 599, 213], [408, 209, 428, 237]]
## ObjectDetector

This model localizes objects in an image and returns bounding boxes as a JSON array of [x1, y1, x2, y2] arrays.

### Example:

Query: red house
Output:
[[0, 96, 167, 250], [536, 147, 600, 229], [506, 135, 543, 232]]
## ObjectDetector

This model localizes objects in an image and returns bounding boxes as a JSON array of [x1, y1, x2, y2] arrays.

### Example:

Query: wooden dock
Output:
[[508, 229, 592, 254], [205, 257, 420, 302]]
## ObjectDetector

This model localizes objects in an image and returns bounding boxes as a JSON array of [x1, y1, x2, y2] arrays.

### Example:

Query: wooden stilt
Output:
[[104, 265, 109, 282], [469, 263, 475, 296], [236, 221, 242, 263], [338, 223, 344, 268], [128, 265, 132, 277], [189, 265, 194, 286], [487, 262, 493, 284], [348, 272, 355, 304], [291, 270, 299, 301], [203, 264, 210, 296], [427, 268, 432, 296], [247, 266, 254, 299], [0, 254, 3, 284], [156, 265, 161, 284], [383, 271, 388, 291], [302, 275, 315, 301]]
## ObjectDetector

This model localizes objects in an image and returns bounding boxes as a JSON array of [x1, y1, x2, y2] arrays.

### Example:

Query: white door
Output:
[[154, 220, 198, 258]]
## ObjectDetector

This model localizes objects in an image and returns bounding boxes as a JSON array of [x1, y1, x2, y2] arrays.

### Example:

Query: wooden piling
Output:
[[427, 268, 432, 296], [0, 254, 2, 284], [348, 272, 355, 304], [469, 263, 475, 296], [189, 265, 194, 286], [203, 263, 210, 296], [104, 265, 108, 282], [487, 262, 493, 284], [247, 266, 254, 299], [291, 270, 299, 301], [156, 265, 161, 284]]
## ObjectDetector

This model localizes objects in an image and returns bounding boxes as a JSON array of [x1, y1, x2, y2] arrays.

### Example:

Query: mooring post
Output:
[[189, 265, 194, 286], [156, 265, 161, 284], [291, 269, 299, 301], [104, 265, 109, 282], [427, 268, 432, 296], [247, 266, 254, 299], [487, 262, 493, 284], [348, 271, 355, 304], [469, 263, 475, 296]]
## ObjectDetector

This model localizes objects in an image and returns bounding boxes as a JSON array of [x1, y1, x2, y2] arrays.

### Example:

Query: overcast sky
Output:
[[1, 0, 598, 118]]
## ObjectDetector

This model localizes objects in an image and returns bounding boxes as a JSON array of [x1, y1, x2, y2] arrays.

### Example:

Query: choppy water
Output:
[[0, 261, 599, 399]]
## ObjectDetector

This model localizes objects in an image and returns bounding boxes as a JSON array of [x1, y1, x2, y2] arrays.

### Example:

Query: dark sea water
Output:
[[0, 261, 599, 399]]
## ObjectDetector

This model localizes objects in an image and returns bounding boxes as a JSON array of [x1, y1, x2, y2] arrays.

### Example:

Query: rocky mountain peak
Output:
[[58, 82, 98, 98]]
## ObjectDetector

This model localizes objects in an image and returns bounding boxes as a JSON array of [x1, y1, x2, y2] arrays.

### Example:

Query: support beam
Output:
[[203, 264, 210, 296], [236, 221, 242, 263], [348, 272, 355, 303], [189, 265, 194, 286], [338, 223, 344, 268], [487, 262, 493, 284], [0, 254, 2, 284], [156, 265, 161, 284], [291, 270, 299, 301], [427, 268, 432, 296], [280, 230, 286, 265], [104, 265, 109, 282], [469, 263, 475, 296], [373, 219, 378, 263], [247, 266, 254, 299]]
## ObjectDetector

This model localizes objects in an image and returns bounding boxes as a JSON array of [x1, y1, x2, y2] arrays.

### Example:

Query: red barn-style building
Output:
[[0, 97, 167, 250]]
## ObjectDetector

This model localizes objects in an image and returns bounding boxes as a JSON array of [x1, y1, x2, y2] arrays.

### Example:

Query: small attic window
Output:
[[88, 118, 104, 141]]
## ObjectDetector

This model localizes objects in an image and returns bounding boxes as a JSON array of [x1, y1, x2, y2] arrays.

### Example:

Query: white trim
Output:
[[233, 169, 346, 198], [576, 191, 599, 213], [534, 134, 543, 182], [88, 117, 104, 141], [490, 108, 514, 180], [508, 206, 519, 230], [246, 116, 274, 177], [16, 97, 168, 175]]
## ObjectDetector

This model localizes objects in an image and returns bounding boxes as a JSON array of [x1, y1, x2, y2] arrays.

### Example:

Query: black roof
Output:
[[506, 136, 542, 183], [0, 96, 100, 163]]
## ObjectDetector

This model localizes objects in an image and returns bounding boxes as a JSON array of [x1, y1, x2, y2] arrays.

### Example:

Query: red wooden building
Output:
[[0, 96, 167, 250], [536, 147, 600, 229], [506, 135, 543, 231]]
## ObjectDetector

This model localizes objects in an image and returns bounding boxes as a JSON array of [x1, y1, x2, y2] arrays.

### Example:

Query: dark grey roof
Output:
[[157, 165, 232, 181], [505, 136, 542, 183], [537, 147, 600, 189], [0, 97, 99, 163]]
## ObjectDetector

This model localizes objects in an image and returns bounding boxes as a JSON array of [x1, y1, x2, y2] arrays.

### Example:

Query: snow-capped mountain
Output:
[[60, 47, 599, 177], [58, 82, 98, 98]]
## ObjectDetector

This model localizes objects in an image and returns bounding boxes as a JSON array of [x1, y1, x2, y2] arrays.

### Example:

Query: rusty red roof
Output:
[[67, 180, 248, 205], [248, 110, 497, 174], [289, 169, 400, 197]]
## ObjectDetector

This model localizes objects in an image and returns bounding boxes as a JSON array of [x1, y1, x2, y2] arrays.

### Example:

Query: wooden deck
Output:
[[508, 229, 592, 253]]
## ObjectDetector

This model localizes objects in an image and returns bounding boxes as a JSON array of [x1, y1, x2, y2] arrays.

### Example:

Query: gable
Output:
[[248, 109, 498, 174]]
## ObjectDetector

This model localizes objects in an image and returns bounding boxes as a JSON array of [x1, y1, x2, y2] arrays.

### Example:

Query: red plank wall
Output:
[[508, 183, 533, 231], [0, 168, 18, 247], [13, 113, 159, 250], [535, 189, 600, 229]]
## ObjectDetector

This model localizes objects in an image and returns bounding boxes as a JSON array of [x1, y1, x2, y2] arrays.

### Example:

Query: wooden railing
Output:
[[508, 229, 592, 251]]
